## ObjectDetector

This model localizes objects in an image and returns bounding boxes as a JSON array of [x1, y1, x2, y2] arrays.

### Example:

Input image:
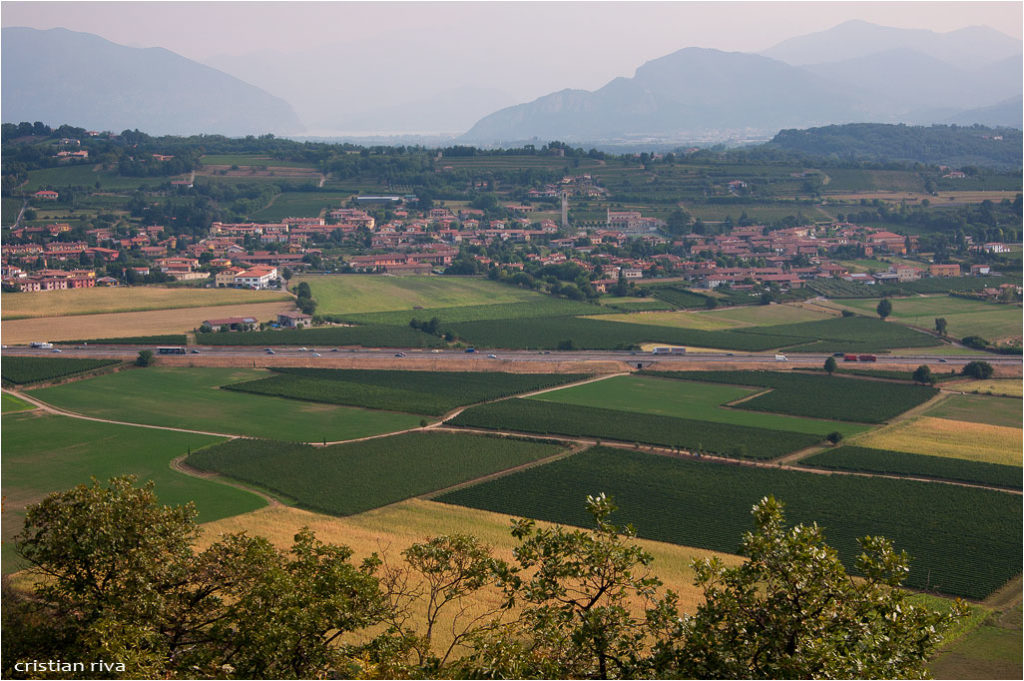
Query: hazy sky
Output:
[[4, 1, 1021, 134], [4, 1, 1021, 65]]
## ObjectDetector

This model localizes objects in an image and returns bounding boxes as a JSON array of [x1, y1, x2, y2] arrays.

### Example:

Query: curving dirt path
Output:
[[170, 454, 282, 507], [3, 388, 243, 439]]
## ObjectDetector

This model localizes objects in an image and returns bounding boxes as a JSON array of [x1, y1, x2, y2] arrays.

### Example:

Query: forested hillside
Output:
[[769, 124, 1022, 169]]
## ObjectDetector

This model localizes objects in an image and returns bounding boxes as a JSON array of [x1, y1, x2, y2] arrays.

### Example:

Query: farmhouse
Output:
[[234, 266, 278, 289], [278, 311, 313, 328], [928, 263, 961, 277], [215, 267, 246, 287], [203, 316, 258, 332]]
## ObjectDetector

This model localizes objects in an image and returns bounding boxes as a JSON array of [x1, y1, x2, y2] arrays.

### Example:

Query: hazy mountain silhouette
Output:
[[761, 19, 1022, 69], [1, 27, 304, 136], [944, 97, 1024, 128], [802, 48, 1022, 117], [460, 48, 866, 143], [461, 22, 1021, 144]]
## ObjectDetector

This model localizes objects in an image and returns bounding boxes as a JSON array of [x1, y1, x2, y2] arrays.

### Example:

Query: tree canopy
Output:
[[5, 477, 965, 679]]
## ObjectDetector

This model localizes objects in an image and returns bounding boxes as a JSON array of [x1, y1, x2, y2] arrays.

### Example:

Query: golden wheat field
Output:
[[855, 417, 1023, 466], [2, 301, 298, 344], [953, 379, 1024, 398], [197, 499, 740, 652], [2, 286, 291, 319]]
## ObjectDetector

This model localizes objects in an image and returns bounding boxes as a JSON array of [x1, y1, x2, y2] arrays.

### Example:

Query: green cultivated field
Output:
[[925, 394, 1024, 428], [450, 399, 821, 459], [531, 375, 868, 437], [199, 154, 316, 168], [653, 370, 939, 423], [294, 275, 542, 315], [592, 310, 742, 331], [333, 298, 607, 325], [438, 447, 1022, 600], [929, 605, 1023, 680], [29, 368, 423, 441], [1, 393, 34, 412], [733, 315, 942, 352], [2, 412, 263, 571], [448, 316, 798, 351], [23, 165, 168, 191], [809, 275, 1022, 300], [187, 432, 565, 516], [834, 296, 1022, 341], [703, 304, 835, 326], [800, 446, 1022, 490], [648, 287, 714, 309], [225, 369, 587, 416], [1, 357, 121, 384], [69, 334, 190, 345], [251, 191, 352, 222]]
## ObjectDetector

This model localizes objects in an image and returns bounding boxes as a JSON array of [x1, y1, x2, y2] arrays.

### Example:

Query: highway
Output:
[[3, 342, 1020, 368]]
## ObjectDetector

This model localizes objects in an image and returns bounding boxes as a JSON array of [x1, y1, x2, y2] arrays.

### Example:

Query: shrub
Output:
[[961, 361, 994, 379]]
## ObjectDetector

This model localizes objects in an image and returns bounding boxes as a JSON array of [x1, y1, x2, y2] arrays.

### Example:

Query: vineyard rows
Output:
[[187, 431, 564, 516], [450, 398, 821, 458], [224, 369, 588, 416], [438, 446, 1022, 600], [800, 446, 1022, 490], [649, 370, 938, 422]]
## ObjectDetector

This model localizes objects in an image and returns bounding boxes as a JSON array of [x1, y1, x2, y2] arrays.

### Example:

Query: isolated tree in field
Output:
[[876, 297, 893, 319], [135, 349, 153, 367], [961, 360, 994, 379], [935, 317, 948, 336], [913, 364, 935, 385], [824, 356, 837, 375]]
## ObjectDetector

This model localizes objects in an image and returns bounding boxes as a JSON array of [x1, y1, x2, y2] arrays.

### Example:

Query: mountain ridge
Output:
[[1, 27, 305, 136]]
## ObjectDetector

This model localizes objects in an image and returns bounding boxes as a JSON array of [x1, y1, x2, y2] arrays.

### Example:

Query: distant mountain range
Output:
[[1, 27, 303, 136], [460, 21, 1022, 144], [2, 21, 1020, 144]]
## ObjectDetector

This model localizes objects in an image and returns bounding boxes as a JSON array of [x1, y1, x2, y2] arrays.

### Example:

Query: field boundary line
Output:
[[418, 441, 590, 501], [721, 388, 773, 407], [169, 454, 281, 508]]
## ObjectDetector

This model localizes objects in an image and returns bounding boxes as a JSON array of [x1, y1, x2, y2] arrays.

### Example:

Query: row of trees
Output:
[[4, 477, 964, 679]]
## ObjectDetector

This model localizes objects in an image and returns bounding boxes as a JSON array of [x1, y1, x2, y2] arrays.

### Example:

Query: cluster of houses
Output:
[[2, 185, 1013, 295]]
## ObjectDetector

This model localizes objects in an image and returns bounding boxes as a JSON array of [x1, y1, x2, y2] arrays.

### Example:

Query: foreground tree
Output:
[[913, 364, 935, 385], [934, 317, 948, 336], [6, 479, 964, 679], [824, 356, 837, 375], [453, 494, 675, 679], [9, 477, 390, 679], [654, 497, 966, 679]]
